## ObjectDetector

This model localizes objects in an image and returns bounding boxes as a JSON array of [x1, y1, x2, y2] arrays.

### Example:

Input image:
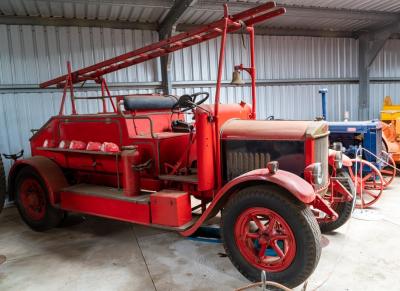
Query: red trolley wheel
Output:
[[380, 151, 396, 188], [347, 159, 384, 208]]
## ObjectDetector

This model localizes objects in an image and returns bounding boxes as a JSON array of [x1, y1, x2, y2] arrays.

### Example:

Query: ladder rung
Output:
[[230, 21, 242, 28]]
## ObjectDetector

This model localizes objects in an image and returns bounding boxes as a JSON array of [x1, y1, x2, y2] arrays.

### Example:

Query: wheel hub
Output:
[[19, 178, 46, 221]]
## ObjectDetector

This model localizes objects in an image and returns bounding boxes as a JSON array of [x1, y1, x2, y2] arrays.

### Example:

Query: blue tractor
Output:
[[319, 89, 395, 208]]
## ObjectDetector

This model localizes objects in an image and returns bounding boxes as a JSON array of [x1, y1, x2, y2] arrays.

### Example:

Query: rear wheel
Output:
[[221, 185, 321, 288], [15, 167, 64, 231], [319, 170, 355, 233], [380, 151, 396, 188], [0, 156, 6, 214], [348, 159, 384, 208]]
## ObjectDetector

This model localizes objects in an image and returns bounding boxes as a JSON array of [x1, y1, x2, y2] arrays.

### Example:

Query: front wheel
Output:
[[221, 185, 321, 288], [15, 167, 64, 231]]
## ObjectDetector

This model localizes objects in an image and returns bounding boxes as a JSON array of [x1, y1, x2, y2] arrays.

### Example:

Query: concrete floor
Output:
[[1, 179, 400, 291]]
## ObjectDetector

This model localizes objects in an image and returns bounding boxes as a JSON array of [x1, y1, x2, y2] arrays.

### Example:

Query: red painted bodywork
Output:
[[150, 190, 192, 227], [60, 191, 150, 224], [8, 2, 337, 235]]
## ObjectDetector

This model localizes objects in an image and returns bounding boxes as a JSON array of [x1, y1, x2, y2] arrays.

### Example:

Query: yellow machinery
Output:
[[380, 96, 400, 163]]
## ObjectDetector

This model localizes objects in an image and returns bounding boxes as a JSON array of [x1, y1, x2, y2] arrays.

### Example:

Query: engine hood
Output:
[[221, 119, 329, 141]]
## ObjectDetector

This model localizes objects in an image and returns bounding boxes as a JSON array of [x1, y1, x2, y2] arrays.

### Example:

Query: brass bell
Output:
[[231, 70, 245, 85]]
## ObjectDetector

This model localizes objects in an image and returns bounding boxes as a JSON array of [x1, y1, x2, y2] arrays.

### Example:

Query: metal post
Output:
[[358, 34, 370, 121], [160, 43, 174, 95], [214, 5, 229, 189], [248, 25, 257, 119], [319, 88, 328, 120], [67, 61, 77, 115]]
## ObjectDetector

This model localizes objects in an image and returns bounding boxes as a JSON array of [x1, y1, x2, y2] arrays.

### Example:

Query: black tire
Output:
[[15, 167, 64, 231], [320, 170, 355, 233], [221, 185, 321, 288], [0, 156, 6, 214]]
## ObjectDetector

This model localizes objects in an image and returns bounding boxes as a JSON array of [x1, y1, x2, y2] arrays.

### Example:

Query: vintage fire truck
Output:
[[6, 2, 352, 288]]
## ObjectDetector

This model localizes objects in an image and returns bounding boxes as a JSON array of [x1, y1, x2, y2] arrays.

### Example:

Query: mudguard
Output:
[[181, 168, 315, 236], [8, 156, 68, 205]]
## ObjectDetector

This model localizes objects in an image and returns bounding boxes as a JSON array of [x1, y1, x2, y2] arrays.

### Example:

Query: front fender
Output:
[[231, 168, 316, 203], [8, 156, 68, 205], [180, 168, 315, 236]]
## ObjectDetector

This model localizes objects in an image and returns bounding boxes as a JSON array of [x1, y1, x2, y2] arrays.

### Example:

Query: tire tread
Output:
[[221, 185, 321, 288]]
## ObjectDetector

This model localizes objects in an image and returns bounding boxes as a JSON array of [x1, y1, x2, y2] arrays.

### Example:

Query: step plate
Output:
[[61, 184, 151, 203]]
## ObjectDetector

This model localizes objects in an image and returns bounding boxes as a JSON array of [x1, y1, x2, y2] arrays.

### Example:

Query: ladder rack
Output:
[[40, 2, 285, 89]]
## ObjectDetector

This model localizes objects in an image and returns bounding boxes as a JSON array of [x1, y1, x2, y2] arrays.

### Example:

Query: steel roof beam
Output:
[[196, 1, 399, 23], [177, 24, 356, 38], [0, 15, 158, 30], [8, 0, 174, 10]]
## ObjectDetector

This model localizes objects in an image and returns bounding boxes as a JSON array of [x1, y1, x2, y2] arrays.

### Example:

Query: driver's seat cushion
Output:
[[123, 95, 177, 111]]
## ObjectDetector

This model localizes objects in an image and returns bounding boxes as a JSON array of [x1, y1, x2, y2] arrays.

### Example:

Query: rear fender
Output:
[[180, 168, 315, 236], [8, 156, 68, 205]]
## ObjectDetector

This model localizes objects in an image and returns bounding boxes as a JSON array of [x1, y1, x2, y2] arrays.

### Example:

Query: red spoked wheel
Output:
[[19, 178, 46, 221], [234, 207, 296, 272], [15, 167, 64, 231], [221, 185, 321, 288], [380, 151, 396, 188], [347, 159, 384, 208]]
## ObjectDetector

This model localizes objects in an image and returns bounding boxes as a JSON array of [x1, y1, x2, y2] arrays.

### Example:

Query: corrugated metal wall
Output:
[[0, 24, 398, 174], [0, 25, 159, 173], [171, 35, 359, 122]]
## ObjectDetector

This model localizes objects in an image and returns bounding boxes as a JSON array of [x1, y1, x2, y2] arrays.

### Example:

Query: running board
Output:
[[60, 184, 151, 224], [59, 184, 197, 231]]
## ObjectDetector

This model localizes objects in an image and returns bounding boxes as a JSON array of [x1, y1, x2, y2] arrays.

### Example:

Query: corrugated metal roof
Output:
[[0, 0, 171, 23], [0, 0, 399, 33], [276, 0, 400, 13]]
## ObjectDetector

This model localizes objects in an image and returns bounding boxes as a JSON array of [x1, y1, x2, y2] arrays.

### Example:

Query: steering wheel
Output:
[[172, 92, 209, 113]]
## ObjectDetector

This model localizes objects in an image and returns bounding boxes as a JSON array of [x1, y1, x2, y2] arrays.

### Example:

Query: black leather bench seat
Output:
[[123, 95, 177, 111]]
